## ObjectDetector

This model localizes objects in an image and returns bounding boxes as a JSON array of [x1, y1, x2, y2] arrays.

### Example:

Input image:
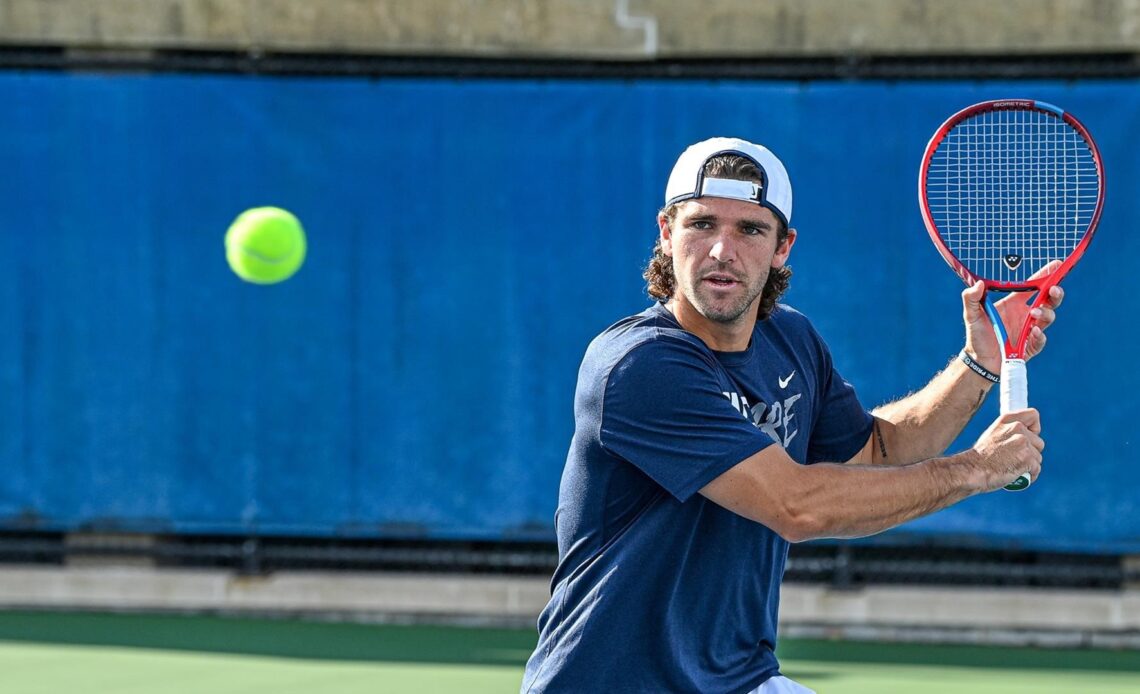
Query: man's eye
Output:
[[691, 220, 712, 230], [743, 226, 762, 235]]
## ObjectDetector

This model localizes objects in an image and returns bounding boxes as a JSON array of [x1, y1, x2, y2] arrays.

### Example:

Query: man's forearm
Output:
[[702, 445, 989, 543], [869, 355, 995, 466], [799, 452, 982, 540]]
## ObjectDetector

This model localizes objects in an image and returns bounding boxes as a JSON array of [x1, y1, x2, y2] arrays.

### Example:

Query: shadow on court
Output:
[[1, 611, 1138, 674], [0, 611, 536, 666], [778, 638, 1140, 673]]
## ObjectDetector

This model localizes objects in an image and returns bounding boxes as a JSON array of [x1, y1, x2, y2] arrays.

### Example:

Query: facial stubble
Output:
[[683, 265, 770, 325]]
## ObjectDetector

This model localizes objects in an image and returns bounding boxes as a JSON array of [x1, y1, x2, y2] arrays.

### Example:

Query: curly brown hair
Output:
[[644, 154, 792, 321]]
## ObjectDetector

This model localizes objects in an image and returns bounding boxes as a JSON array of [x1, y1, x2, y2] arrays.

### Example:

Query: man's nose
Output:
[[709, 234, 735, 262]]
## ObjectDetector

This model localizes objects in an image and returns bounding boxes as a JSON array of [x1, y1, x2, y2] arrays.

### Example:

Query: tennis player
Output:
[[520, 137, 1063, 693]]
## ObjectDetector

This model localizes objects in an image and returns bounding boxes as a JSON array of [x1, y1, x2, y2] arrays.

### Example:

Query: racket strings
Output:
[[924, 107, 1099, 283]]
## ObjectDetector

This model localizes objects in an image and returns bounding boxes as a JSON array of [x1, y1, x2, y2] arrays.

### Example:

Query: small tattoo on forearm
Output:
[[970, 390, 985, 415], [874, 420, 888, 460]]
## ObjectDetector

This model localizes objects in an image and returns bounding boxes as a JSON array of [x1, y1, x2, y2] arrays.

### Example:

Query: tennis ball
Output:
[[224, 207, 307, 284]]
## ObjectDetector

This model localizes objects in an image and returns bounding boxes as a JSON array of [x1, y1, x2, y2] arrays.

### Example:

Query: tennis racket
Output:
[[919, 99, 1104, 491]]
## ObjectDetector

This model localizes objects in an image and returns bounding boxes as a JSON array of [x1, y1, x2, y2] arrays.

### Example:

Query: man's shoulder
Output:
[[767, 302, 810, 325], [583, 304, 711, 372], [761, 303, 821, 339], [759, 303, 836, 372]]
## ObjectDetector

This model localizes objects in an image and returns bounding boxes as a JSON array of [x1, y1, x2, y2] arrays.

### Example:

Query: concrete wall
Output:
[[1, 566, 1137, 647], [2, 0, 1139, 59]]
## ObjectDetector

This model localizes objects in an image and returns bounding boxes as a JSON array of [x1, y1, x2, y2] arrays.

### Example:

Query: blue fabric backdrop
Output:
[[1, 72, 1136, 551]]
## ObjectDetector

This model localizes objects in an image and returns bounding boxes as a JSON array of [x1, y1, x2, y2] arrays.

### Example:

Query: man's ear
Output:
[[658, 213, 674, 257], [772, 227, 797, 268]]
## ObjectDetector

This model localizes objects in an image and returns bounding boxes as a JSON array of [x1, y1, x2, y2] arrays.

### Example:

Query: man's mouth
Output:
[[703, 274, 740, 288]]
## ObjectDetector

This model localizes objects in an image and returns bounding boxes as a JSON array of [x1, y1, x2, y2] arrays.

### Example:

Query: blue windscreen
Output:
[[0, 72, 1135, 552]]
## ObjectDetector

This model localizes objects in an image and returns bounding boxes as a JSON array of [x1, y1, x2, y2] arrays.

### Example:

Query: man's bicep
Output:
[[698, 445, 808, 541]]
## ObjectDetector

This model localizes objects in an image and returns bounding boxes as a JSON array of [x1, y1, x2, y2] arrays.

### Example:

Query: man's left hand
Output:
[[961, 260, 1065, 371]]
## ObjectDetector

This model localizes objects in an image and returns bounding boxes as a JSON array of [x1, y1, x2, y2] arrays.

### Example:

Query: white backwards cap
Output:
[[664, 137, 793, 227]]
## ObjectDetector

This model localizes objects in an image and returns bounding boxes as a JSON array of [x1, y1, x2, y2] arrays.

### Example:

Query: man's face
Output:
[[658, 197, 795, 325]]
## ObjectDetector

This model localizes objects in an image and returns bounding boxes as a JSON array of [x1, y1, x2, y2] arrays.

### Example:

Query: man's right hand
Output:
[[969, 409, 1044, 492]]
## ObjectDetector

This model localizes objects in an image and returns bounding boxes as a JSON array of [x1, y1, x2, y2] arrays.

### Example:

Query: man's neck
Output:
[[665, 297, 755, 352]]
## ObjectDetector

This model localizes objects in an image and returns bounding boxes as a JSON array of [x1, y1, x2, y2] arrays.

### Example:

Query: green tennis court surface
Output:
[[0, 611, 1136, 693]]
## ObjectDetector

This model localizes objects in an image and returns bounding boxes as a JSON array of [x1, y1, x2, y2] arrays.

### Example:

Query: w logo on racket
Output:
[[1003, 254, 1023, 270]]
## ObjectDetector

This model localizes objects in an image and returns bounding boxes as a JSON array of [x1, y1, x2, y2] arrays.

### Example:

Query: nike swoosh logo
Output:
[[778, 371, 795, 389]]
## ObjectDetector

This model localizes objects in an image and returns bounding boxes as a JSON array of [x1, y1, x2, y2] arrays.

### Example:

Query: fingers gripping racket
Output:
[[919, 99, 1104, 491]]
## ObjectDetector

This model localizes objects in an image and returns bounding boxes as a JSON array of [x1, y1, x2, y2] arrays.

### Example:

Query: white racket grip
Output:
[[999, 359, 1027, 414], [999, 359, 1031, 491]]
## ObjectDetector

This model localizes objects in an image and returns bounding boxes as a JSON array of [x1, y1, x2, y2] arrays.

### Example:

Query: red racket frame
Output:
[[918, 99, 1105, 359]]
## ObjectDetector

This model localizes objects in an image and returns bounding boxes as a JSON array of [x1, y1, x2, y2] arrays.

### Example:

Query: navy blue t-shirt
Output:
[[522, 302, 873, 693]]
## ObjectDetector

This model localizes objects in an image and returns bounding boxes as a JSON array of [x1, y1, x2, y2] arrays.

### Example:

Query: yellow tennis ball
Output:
[[224, 207, 307, 284]]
